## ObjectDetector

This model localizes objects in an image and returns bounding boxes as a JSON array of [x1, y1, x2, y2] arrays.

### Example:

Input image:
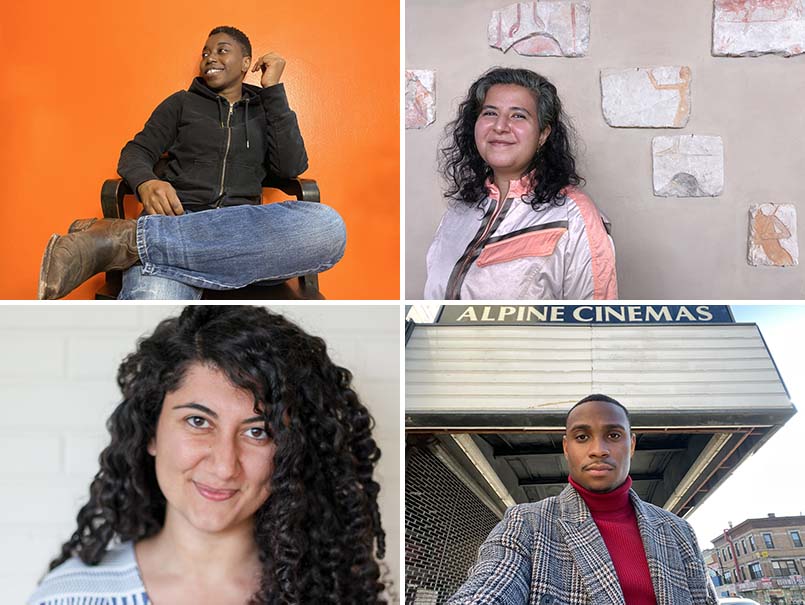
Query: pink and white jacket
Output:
[[424, 176, 618, 300]]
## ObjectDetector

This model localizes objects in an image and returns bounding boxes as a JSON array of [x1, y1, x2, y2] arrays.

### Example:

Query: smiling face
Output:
[[200, 32, 250, 94], [563, 400, 636, 493], [148, 362, 275, 535], [474, 83, 551, 185]]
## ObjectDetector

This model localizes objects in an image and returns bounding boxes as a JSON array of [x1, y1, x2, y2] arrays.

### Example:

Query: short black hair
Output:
[[565, 394, 631, 430], [208, 25, 252, 58]]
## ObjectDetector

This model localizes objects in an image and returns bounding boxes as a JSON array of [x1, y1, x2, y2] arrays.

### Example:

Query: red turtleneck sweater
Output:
[[569, 476, 657, 605]]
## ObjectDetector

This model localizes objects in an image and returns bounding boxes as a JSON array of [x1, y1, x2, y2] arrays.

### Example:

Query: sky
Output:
[[686, 305, 805, 550]]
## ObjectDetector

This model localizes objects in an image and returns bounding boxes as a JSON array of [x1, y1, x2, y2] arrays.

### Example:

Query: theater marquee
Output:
[[436, 304, 734, 325]]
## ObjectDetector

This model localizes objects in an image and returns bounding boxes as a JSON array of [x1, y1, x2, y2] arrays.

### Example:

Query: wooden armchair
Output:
[[96, 169, 323, 300]]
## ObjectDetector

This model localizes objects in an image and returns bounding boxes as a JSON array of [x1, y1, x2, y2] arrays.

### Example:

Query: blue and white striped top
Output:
[[28, 541, 150, 605]]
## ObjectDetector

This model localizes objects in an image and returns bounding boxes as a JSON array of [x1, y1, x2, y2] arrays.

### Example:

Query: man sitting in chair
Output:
[[38, 25, 345, 300]]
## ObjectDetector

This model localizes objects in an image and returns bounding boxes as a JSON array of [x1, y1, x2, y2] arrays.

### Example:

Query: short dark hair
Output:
[[208, 25, 252, 58], [565, 394, 631, 430]]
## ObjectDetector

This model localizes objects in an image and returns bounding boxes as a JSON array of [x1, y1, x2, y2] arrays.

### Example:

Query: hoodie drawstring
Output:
[[244, 102, 250, 149]]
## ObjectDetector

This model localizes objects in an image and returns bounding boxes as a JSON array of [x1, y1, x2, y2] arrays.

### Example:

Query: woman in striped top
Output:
[[29, 306, 387, 604]]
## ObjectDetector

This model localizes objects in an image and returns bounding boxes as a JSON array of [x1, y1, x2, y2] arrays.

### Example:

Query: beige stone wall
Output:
[[405, 0, 805, 299]]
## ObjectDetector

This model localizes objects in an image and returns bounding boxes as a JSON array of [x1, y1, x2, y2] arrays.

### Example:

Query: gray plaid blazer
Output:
[[447, 484, 718, 605]]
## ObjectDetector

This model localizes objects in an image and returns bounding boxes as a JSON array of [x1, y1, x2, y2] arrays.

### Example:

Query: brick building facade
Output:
[[711, 514, 805, 604]]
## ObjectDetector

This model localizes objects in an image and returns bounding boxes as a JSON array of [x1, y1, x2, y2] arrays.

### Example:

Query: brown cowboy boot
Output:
[[38, 218, 139, 299], [67, 218, 98, 233]]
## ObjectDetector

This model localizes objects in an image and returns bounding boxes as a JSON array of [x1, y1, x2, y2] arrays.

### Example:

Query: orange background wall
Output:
[[0, 0, 399, 300]]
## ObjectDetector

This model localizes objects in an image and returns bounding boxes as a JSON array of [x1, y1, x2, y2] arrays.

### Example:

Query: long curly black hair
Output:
[[48, 305, 386, 604], [440, 67, 584, 211]]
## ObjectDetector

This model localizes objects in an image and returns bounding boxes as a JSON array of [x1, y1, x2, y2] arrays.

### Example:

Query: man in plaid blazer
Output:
[[448, 395, 719, 605]]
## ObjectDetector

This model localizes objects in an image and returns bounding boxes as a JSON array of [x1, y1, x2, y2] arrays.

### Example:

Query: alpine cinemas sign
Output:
[[438, 305, 733, 324]]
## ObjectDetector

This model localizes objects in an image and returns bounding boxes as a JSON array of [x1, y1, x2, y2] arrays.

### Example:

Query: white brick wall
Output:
[[0, 303, 401, 604]]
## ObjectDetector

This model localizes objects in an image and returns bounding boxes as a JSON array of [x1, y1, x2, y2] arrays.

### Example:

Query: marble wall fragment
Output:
[[713, 0, 805, 57], [652, 135, 724, 197], [748, 203, 799, 266], [601, 66, 691, 128], [488, 0, 590, 57], [406, 70, 436, 129]]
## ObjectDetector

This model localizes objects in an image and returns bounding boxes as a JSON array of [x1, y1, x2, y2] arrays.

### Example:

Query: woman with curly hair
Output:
[[28, 306, 386, 604], [424, 67, 618, 300]]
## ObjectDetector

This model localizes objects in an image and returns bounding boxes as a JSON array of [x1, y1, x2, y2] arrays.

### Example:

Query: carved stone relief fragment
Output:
[[652, 135, 724, 197], [713, 0, 805, 57], [488, 0, 590, 57], [406, 69, 436, 130], [601, 67, 691, 128], [748, 203, 799, 266]]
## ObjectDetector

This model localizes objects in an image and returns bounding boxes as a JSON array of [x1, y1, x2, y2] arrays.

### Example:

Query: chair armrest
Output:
[[100, 178, 133, 219], [263, 177, 320, 203]]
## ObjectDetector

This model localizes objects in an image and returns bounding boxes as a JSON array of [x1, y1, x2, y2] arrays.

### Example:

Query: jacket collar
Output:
[[556, 482, 688, 605], [188, 77, 261, 149], [188, 77, 262, 104], [484, 172, 534, 203]]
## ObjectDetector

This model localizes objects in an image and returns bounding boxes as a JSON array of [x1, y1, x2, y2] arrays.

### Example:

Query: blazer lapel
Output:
[[557, 487, 626, 605], [632, 493, 691, 605]]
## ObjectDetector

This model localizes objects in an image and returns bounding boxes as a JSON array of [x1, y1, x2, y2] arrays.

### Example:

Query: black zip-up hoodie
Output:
[[118, 77, 308, 212]]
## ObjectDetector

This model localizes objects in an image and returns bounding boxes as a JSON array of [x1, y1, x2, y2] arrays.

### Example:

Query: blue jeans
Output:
[[118, 202, 346, 300]]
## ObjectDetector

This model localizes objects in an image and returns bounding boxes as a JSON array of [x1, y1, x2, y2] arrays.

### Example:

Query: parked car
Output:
[[718, 598, 761, 605]]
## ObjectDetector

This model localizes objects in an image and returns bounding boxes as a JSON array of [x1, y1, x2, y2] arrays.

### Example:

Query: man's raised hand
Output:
[[252, 52, 286, 88]]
